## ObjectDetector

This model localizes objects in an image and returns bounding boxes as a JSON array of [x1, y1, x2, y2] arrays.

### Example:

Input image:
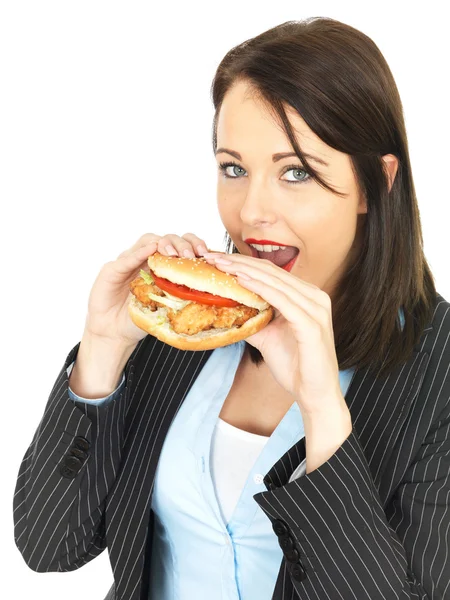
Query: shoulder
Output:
[[426, 292, 450, 359], [418, 291, 450, 420], [433, 291, 450, 329]]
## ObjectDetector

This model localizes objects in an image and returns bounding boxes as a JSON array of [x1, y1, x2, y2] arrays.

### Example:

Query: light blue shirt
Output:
[[148, 339, 355, 599], [67, 309, 405, 599]]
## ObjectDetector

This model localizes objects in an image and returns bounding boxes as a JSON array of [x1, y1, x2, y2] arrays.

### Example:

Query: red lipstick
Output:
[[244, 238, 289, 245]]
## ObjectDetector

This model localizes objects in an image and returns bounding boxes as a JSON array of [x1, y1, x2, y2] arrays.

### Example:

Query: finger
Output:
[[234, 273, 330, 329], [181, 233, 210, 256], [156, 235, 187, 257], [207, 254, 325, 301], [136, 232, 162, 247], [157, 234, 208, 258], [211, 256, 330, 320], [117, 233, 161, 259], [111, 241, 158, 275]]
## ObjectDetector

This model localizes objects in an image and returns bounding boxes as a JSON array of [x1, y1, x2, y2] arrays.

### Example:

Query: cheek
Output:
[[217, 191, 240, 229], [299, 202, 357, 265], [217, 195, 228, 226]]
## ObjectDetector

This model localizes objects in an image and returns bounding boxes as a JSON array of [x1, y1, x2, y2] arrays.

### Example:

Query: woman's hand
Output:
[[203, 251, 348, 418], [84, 233, 210, 348], [204, 250, 353, 473]]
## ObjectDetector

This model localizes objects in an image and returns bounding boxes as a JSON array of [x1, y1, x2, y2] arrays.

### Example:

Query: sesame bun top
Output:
[[147, 251, 270, 311]]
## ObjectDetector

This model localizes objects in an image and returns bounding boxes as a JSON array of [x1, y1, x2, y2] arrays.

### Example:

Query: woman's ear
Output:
[[382, 154, 399, 192]]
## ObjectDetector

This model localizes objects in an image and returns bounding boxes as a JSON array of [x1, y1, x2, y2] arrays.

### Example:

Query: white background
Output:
[[2, 1, 448, 598]]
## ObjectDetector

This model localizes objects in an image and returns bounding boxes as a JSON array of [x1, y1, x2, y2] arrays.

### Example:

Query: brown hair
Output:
[[210, 17, 437, 378]]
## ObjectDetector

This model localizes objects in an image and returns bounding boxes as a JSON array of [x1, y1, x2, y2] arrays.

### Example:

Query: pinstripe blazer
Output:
[[13, 292, 450, 600]]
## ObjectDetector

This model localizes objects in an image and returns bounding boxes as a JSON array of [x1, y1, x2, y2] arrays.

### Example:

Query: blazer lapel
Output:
[[102, 321, 433, 598], [104, 341, 214, 600], [344, 343, 430, 504]]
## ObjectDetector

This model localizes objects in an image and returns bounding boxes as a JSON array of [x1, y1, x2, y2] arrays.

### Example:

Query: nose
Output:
[[239, 179, 278, 227]]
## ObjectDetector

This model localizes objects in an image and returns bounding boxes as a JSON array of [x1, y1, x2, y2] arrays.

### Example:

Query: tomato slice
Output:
[[150, 271, 240, 308]]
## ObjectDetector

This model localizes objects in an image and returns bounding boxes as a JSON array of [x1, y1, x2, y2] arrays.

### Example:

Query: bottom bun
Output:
[[128, 295, 274, 351]]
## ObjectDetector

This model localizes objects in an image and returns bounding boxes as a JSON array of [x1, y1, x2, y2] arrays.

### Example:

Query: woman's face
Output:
[[215, 80, 369, 300]]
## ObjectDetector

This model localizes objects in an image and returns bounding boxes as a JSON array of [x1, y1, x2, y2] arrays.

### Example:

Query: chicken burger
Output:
[[128, 251, 274, 350]]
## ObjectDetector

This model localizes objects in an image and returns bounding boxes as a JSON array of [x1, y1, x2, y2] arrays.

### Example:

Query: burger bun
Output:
[[128, 251, 274, 351]]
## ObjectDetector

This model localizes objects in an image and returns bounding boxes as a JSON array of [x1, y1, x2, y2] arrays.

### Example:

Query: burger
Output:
[[128, 251, 274, 351]]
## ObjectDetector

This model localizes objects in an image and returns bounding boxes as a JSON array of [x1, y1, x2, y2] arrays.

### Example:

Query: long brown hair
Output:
[[210, 17, 437, 378]]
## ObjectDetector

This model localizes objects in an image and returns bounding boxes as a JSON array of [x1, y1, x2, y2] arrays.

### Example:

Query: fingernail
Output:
[[203, 252, 221, 258], [183, 248, 195, 258], [235, 271, 252, 280], [213, 257, 232, 265], [165, 244, 178, 256]]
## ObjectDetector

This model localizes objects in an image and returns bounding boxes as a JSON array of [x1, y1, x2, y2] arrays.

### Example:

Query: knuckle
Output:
[[158, 234, 176, 243], [179, 240, 195, 249], [157, 237, 169, 246], [319, 291, 332, 306], [140, 233, 156, 242], [182, 233, 207, 248]]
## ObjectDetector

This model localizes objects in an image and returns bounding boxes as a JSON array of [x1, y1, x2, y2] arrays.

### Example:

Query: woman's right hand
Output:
[[84, 233, 211, 348]]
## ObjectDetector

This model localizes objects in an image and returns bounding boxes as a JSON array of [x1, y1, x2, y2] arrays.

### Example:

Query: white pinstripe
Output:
[[13, 293, 450, 598]]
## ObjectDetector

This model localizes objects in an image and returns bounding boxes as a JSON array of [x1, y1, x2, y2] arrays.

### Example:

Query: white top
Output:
[[210, 417, 309, 524], [210, 417, 270, 523]]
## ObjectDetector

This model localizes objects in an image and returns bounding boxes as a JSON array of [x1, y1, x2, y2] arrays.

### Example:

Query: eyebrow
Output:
[[215, 147, 329, 167]]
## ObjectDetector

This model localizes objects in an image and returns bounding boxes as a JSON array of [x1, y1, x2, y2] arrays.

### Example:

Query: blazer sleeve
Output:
[[13, 340, 139, 573], [253, 405, 450, 599]]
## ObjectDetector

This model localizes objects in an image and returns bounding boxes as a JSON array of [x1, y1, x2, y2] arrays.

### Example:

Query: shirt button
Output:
[[253, 473, 264, 484]]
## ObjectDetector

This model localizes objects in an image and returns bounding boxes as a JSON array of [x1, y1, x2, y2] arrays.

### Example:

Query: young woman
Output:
[[13, 17, 449, 600]]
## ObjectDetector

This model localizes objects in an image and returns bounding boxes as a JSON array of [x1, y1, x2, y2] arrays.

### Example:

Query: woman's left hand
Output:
[[203, 251, 348, 417]]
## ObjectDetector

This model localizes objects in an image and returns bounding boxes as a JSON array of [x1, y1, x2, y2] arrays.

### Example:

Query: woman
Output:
[[13, 17, 449, 600]]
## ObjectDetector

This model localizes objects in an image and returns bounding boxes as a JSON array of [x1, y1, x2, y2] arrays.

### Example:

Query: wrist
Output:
[[83, 327, 138, 353], [298, 390, 349, 419], [301, 404, 352, 475], [69, 332, 136, 399], [302, 401, 352, 439]]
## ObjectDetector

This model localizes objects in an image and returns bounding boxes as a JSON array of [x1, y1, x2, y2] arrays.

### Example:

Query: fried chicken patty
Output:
[[167, 302, 258, 335], [129, 276, 259, 335], [129, 277, 165, 309]]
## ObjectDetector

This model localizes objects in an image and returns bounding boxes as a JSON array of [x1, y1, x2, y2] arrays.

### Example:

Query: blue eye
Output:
[[283, 165, 311, 184], [218, 161, 312, 185], [219, 161, 247, 179]]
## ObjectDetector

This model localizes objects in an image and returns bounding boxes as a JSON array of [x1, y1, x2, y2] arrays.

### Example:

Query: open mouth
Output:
[[249, 244, 300, 270]]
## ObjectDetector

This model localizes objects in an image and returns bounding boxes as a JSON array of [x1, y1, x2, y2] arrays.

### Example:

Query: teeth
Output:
[[249, 243, 287, 252]]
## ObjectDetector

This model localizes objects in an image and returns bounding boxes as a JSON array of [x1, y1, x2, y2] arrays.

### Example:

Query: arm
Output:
[[67, 361, 126, 406], [254, 406, 450, 599], [288, 405, 351, 482], [13, 335, 142, 573]]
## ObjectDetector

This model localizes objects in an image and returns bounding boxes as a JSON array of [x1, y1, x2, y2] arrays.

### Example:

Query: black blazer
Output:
[[13, 292, 450, 600]]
